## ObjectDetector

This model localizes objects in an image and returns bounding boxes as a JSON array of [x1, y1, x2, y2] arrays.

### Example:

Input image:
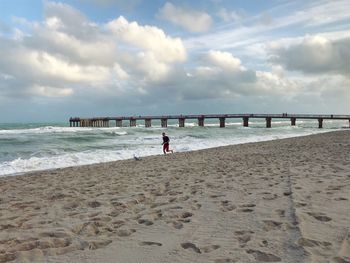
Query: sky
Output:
[[0, 0, 350, 122]]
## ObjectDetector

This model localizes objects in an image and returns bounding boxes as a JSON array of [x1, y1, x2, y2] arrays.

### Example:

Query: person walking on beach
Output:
[[162, 132, 173, 154]]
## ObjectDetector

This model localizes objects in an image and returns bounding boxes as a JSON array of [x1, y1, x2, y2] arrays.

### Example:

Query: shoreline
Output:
[[0, 131, 349, 262], [0, 129, 338, 179]]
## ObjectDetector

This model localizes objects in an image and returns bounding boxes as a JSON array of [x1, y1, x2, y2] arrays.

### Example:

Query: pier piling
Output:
[[179, 118, 185, 127], [198, 117, 204, 127], [116, 119, 122, 127], [145, 119, 152, 128], [219, 117, 225, 128], [291, 117, 296, 126], [318, 118, 323, 129], [130, 119, 136, 127], [161, 118, 168, 128], [266, 117, 272, 128], [243, 117, 249, 127]]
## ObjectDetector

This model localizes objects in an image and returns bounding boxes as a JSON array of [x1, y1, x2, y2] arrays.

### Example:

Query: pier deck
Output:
[[69, 114, 350, 128]]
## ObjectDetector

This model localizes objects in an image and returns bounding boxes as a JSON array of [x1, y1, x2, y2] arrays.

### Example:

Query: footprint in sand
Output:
[[307, 212, 332, 222], [210, 194, 226, 198], [237, 204, 255, 213], [261, 193, 278, 201], [116, 228, 136, 237], [260, 240, 269, 247], [238, 208, 254, 213], [246, 249, 281, 262], [88, 240, 112, 250], [262, 220, 283, 231], [221, 200, 236, 212], [235, 230, 254, 248], [334, 197, 348, 201], [327, 185, 343, 191], [240, 204, 256, 208], [202, 245, 220, 253], [176, 212, 193, 223], [138, 219, 154, 226], [87, 201, 102, 208], [297, 237, 332, 248], [275, 209, 285, 218], [181, 242, 201, 254], [171, 221, 184, 229], [139, 241, 162, 246]]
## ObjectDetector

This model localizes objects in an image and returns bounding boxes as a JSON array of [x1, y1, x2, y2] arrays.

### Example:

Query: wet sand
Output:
[[0, 131, 350, 263]]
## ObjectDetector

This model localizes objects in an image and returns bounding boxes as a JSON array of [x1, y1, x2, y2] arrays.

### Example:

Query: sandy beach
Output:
[[0, 130, 349, 263]]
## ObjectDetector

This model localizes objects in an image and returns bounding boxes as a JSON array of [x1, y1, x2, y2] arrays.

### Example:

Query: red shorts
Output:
[[163, 143, 169, 152]]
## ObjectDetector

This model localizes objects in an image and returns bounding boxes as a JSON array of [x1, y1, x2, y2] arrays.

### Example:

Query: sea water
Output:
[[0, 119, 348, 176]]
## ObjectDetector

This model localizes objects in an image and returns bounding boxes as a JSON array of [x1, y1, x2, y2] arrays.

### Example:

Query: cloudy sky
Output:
[[0, 0, 349, 122]]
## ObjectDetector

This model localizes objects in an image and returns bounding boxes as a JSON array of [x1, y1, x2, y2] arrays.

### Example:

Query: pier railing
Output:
[[69, 114, 350, 128]]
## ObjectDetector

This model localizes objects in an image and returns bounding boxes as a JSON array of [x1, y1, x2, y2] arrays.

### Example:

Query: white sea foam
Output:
[[0, 126, 329, 177], [0, 126, 129, 135]]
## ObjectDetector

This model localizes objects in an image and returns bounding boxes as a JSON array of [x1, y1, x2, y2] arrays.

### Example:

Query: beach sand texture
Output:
[[0, 131, 349, 263]]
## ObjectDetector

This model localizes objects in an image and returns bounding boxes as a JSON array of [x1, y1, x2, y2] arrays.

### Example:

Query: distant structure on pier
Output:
[[69, 114, 350, 129]]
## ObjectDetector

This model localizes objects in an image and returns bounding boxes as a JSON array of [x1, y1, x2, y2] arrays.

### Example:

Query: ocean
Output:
[[0, 119, 348, 177]]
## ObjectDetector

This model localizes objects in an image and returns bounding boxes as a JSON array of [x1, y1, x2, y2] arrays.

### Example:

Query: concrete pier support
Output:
[[198, 117, 204, 127], [219, 117, 225, 128], [145, 119, 151, 127], [116, 119, 122, 127], [291, 117, 296, 126], [161, 118, 168, 128], [179, 118, 185, 127], [318, 118, 323, 128], [243, 117, 249, 127], [130, 119, 136, 127], [349, 119, 350, 128], [266, 117, 272, 128]]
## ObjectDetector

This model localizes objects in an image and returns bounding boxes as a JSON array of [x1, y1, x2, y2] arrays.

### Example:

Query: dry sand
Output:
[[0, 131, 350, 263]]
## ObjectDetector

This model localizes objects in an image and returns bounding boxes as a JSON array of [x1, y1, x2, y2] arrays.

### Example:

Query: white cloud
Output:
[[143, 50, 299, 101], [30, 85, 74, 97], [0, 4, 189, 99], [269, 35, 350, 75], [107, 16, 186, 63], [158, 2, 212, 33], [205, 50, 245, 71], [106, 16, 186, 80]]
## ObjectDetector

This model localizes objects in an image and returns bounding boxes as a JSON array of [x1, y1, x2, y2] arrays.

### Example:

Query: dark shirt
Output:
[[163, 136, 170, 144]]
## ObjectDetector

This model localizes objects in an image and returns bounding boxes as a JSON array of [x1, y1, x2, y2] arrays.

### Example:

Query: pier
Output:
[[69, 114, 350, 128]]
